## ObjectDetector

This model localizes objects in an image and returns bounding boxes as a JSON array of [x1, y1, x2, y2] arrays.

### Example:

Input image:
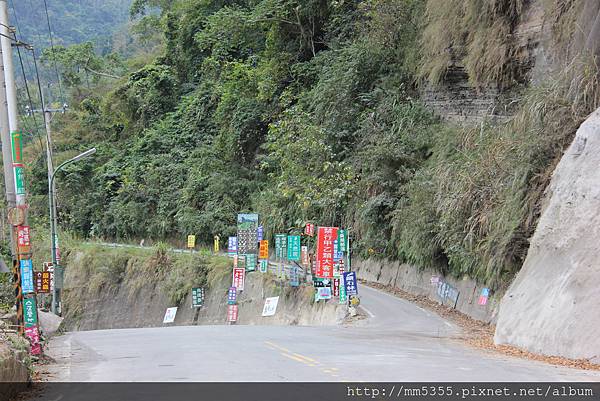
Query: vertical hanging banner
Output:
[[191, 287, 205, 308], [11, 132, 25, 200], [237, 213, 259, 254], [228, 236, 238, 256], [304, 223, 315, 236], [232, 268, 245, 291], [289, 266, 299, 287], [245, 254, 257, 272], [227, 304, 239, 322], [274, 234, 287, 259], [259, 240, 269, 260], [23, 297, 38, 328], [339, 274, 347, 304], [286, 235, 301, 261], [257, 226, 264, 242], [25, 326, 41, 355], [301, 246, 309, 267], [315, 227, 338, 278], [20, 259, 34, 294], [233, 255, 239, 268], [187, 235, 196, 249], [17, 225, 31, 254], [343, 271, 358, 295], [338, 229, 347, 252], [227, 287, 237, 305], [259, 259, 268, 273], [333, 278, 340, 297], [34, 271, 51, 293]]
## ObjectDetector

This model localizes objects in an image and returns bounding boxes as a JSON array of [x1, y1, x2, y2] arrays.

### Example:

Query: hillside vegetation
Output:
[[20, 0, 600, 290]]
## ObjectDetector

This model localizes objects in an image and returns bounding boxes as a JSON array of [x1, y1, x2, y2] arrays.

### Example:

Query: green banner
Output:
[[191, 287, 204, 307], [245, 254, 257, 271], [23, 297, 37, 328], [274, 234, 287, 259], [14, 166, 25, 195], [286, 235, 301, 261], [338, 229, 347, 252], [339, 276, 347, 304]]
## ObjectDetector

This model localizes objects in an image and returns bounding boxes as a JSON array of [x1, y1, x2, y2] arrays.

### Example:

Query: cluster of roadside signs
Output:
[[164, 214, 358, 327]]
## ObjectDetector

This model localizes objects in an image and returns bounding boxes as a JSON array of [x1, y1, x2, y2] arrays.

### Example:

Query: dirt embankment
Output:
[[0, 323, 30, 401], [60, 245, 345, 331]]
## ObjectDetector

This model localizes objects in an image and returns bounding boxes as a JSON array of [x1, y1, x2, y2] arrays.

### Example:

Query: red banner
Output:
[[227, 304, 239, 322], [232, 268, 245, 291], [316, 227, 338, 278], [304, 223, 315, 236]]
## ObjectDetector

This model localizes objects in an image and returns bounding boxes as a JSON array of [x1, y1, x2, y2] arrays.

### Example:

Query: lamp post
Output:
[[50, 148, 96, 315]]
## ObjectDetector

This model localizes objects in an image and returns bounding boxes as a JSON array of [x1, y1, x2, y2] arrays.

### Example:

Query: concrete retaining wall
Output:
[[354, 258, 501, 323]]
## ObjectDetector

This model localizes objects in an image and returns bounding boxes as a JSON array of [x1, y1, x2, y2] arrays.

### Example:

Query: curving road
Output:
[[41, 284, 600, 383]]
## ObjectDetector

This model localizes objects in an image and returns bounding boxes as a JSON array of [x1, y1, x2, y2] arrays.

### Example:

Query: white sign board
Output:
[[262, 296, 279, 317], [163, 307, 178, 324]]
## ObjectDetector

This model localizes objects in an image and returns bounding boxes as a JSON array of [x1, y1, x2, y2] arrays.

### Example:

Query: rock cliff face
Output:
[[494, 107, 600, 364], [421, 2, 544, 123]]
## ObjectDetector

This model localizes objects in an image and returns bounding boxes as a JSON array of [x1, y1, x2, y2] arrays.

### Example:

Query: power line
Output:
[[42, 0, 64, 103]]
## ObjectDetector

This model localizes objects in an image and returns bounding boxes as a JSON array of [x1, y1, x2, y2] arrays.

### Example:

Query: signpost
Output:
[[286, 235, 301, 261], [316, 287, 332, 301], [191, 287, 205, 308], [274, 234, 287, 259], [343, 271, 358, 296], [232, 268, 245, 291], [163, 307, 178, 324], [478, 288, 490, 306], [20, 259, 34, 294], [262, 296, 279, 316], [187, 235, 196, 249], [227, 304, 238, 323], [245, 254, 257, 272], [289, 266, 299, 287], [228, 236, 238, 256], [259, 240, 269, 260], [237, 213, 259, 254], [17, 225, 30, 254], [227, 287, 237, 305], [23, 297, 37, 328], [259, 259, 268, 273], [34, 271, 51, 294], [316, 227, 337, 278]]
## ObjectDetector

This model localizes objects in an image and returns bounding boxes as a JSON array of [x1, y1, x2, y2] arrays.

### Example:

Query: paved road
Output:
[[42, 285, 600, 382]]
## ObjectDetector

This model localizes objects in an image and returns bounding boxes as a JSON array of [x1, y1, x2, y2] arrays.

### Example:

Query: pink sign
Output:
[[232, 268, 245, 291], [25, 326, 41, 355]]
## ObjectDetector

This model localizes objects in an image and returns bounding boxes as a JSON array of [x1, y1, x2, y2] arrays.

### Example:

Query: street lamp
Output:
[[50, 148, 96, 315]]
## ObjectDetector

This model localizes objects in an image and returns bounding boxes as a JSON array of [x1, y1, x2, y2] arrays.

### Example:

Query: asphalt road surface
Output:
[[40, 285, 600, 383]]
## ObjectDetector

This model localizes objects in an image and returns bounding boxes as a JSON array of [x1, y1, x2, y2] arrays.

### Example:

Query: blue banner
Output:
[[20, 259, 34, 294], [343, 271, 358, 296], [227, 287, 237, 305]]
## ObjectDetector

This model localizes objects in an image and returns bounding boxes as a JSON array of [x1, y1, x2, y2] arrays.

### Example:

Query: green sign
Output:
[[245, 254, 257, 271], [286, 235, 301, 261], [23, 297, 37, 328], [192, 287, 205, 308], [339, 276, 347, 304], [338, 229, 347, 252], [274, 234, 287, 259], [14, 166, 25, 195], [259, 259, 268, 273]]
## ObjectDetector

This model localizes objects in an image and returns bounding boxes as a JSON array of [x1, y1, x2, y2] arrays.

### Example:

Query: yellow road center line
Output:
[[292, 353, 319, 364], [264, 341, 291, 353], [281, 352, 315, 366]]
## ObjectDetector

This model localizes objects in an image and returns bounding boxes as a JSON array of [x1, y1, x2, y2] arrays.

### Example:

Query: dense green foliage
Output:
[[11, 0, 132, 49], [20, 0, 597, 288]]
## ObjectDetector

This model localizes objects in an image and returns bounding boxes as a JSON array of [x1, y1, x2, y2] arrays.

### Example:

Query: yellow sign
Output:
[[187, 235, 196, 249], [214, 235, 220, 253]]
